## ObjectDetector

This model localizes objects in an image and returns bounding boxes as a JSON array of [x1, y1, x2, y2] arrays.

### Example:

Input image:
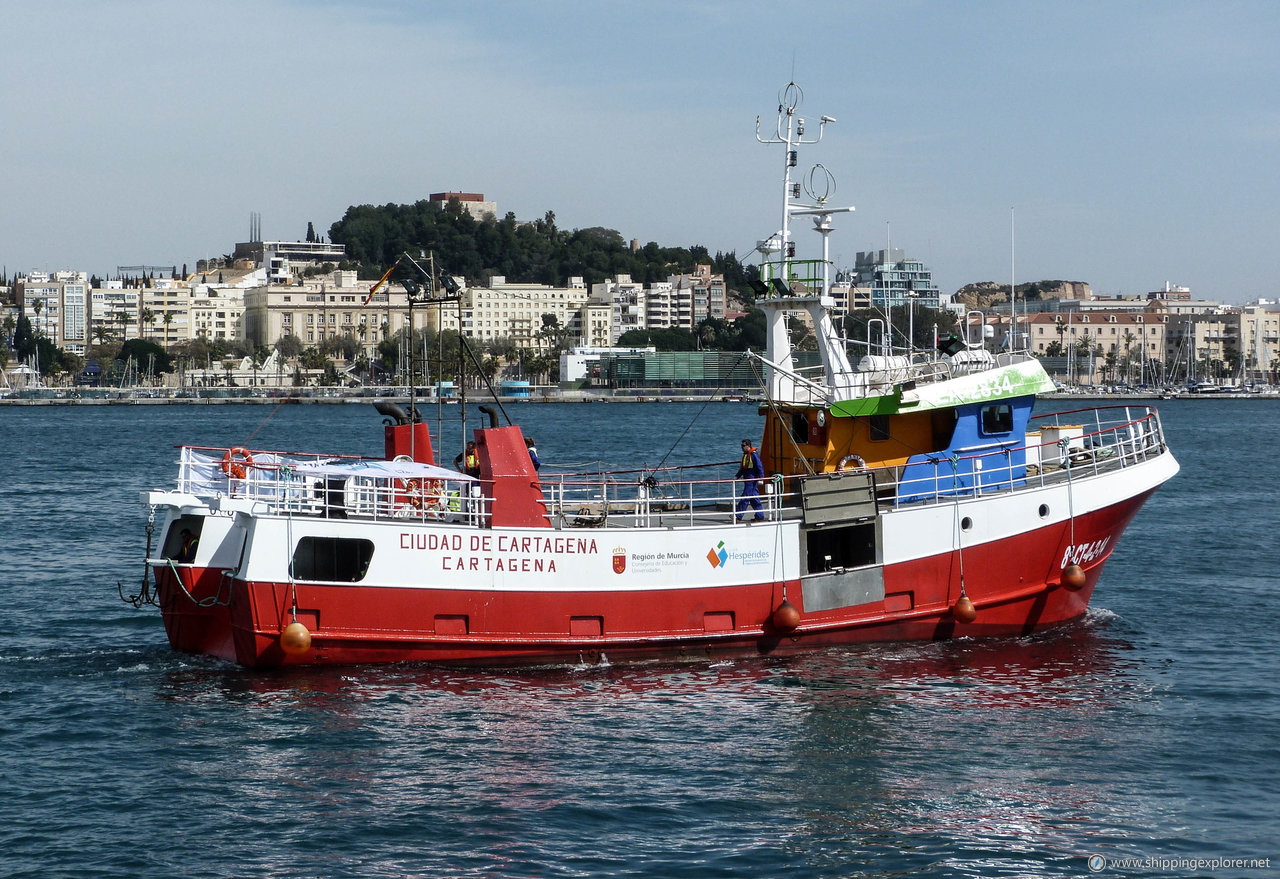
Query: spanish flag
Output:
[[364, 257, 401, 305]]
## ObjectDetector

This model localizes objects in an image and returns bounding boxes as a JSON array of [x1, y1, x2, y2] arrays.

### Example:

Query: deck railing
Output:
[[888, 405, 1169, 507], [172, 447, 492, 526], [163, 405, 1169, 530], [538, 464, 784, 528]]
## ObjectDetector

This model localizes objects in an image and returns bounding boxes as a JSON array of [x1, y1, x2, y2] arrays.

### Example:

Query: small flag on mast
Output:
[[364, 258, 402, 305]]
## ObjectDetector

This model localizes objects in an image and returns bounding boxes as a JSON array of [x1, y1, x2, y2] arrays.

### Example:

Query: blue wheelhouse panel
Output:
[[896, 395, 1036, 503]]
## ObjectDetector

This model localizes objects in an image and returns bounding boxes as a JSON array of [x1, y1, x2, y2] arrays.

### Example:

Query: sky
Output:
[[3, 0, 1278, 302]]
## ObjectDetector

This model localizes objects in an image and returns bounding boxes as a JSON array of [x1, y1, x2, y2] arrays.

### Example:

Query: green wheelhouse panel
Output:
[[828, 360, 1056, 418]]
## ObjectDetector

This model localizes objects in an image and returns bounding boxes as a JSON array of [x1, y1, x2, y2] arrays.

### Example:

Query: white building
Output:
[[590, 265, 726, 341], [431, 276, 606, 351], [590, 274, 646, 344], [243, 271, 411, 361]]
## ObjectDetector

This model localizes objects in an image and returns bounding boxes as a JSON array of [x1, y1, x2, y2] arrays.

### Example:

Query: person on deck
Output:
[[735, 439, 765, 522], [454, 441, 481, 479], [176, 528, 199, 562], [526, 436, 541, 471]]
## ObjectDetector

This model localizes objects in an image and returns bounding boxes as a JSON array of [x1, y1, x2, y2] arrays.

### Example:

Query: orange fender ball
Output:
[[953, 595, 977, 624], [772, 600, 801, 631], [281, 621, 312, 655], [1061, 564, 1087, 591]]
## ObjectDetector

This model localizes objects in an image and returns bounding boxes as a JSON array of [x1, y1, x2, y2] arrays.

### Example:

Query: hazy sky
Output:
[[4, 1, 1277, 301]]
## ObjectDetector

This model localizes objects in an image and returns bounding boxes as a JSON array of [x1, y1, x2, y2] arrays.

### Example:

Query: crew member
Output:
[[177, 528, 199, 562], [735, 439, 765, 522], [526, 436, 541, 471], [454, 441, 481, 479]]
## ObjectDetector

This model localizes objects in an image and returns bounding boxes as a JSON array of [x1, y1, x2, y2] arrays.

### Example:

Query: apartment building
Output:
[[590, 274, 646, 344], [429, 276, 603, 351], [852, 249, 942, 309], [16, 272, 88, 355], [589, 265, 727, 342]]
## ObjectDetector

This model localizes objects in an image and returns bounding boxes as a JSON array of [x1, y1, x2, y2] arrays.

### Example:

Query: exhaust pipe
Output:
[[374, 401, 411, 425]]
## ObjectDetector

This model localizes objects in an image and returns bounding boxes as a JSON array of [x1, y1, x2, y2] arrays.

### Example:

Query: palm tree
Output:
[[161, 311, 174, 351], [141, 308, 155, 342]]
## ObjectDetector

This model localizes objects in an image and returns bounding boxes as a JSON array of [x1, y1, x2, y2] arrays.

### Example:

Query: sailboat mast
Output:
[[1011, 207, 1017, 353]]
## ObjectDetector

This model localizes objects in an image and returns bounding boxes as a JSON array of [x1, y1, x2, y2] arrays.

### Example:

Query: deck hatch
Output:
[[799, 471, 879, 526]]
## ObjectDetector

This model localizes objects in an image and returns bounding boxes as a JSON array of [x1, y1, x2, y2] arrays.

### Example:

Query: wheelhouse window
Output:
[[981, 404, 1013, 435], [790, 411, 809, 445], [291, 537, 374, 582], [869, 414, 890, 441]]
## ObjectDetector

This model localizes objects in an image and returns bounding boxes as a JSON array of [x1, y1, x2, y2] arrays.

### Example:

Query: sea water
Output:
[[0, 399, 1276, 878]]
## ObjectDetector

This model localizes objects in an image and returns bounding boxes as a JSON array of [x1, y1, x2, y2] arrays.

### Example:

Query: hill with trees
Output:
[[327, 197, 750, 291]]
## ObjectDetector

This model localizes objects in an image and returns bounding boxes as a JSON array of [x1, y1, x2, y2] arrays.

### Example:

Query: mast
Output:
[[755, 82, 854, 401]]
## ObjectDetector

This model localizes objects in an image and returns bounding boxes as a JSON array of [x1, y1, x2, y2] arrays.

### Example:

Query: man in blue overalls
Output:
[[735, 438, 765, 522]]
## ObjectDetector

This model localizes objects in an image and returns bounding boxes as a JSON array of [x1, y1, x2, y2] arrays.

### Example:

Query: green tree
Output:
[[119, 338, 174, 374], [616, 327, 697, 351], [299, 347, 328, 370], [12, 314, 35, 359], [536, 313, 575, 355], [275, 334, 304, 359]]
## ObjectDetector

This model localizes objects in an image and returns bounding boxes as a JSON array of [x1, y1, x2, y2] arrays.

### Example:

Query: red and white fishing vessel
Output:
[[136, 84, 1178, 667]]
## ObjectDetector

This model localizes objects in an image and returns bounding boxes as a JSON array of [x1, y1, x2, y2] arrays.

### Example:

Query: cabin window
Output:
[[981, 404, 1013, 435], [291, 537, 374, 583], [790, 412, 809, 445], [869, 414, 890, 441]]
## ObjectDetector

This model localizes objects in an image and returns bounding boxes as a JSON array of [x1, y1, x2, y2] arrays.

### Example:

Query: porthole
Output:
[[1038, 504, 1050, 518], [960, 517, 973, 531]]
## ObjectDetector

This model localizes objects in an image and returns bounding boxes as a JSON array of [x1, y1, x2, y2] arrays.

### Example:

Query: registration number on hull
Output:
[[1060, 537, 1111, 568]]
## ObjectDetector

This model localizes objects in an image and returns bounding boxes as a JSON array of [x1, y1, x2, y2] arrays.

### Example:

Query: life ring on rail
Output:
[[422, 480, 447, 519], [220, 447, 254, 480], [395, 478, 425, 508], [836, 454, 867, 472]]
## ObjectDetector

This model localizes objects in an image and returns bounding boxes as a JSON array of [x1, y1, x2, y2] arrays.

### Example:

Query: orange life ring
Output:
[[423, 480, 447, 518], [220, 446, 254, 479], [394, 477, 424, 507]]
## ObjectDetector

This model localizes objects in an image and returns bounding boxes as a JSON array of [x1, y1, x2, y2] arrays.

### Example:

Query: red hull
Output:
[[155, 489, 1152, 668]]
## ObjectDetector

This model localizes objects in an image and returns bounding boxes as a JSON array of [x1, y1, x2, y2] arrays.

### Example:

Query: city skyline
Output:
[[4, 1, 1277, 303]]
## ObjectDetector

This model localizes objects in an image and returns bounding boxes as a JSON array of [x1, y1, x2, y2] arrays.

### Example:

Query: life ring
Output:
[[395, 477, 425, 508], [837, 454, 866, 472], [220, 447, 254, 479], [423, 480, 448, 519]]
